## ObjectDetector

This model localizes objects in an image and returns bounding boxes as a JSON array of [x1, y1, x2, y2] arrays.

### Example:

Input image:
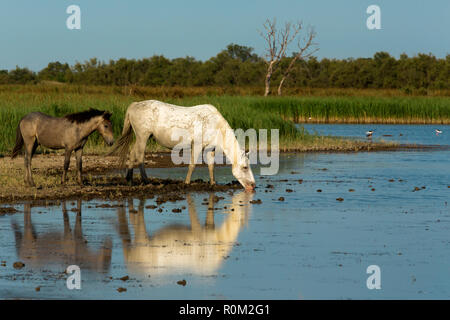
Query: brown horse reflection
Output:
[[12, 199, 112, 272], [116, 191, 253, 276]]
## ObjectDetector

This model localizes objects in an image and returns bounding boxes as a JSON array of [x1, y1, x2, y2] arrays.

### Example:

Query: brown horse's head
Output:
[[97, 111, 115, 146]]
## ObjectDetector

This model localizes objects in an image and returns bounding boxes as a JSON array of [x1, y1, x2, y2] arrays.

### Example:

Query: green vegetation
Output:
[[246, 96, 450, 124], [0, 84, 417, 154], [0, 45, 449, 91]]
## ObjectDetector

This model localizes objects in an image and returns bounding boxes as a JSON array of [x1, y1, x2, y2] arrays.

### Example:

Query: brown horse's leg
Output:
[[62, 149, 72, 184], [23, 149, 30, 186], [75, 148, 83, 185], [24, 138, 37, 187]]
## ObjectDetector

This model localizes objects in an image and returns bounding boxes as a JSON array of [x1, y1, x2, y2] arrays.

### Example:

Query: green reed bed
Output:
[[245, 96, 450, 124]]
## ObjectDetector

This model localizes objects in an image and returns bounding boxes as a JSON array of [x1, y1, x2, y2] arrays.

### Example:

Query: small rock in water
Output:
[[348, 189, 355, 192], [0, 207, 18, 214], [13, 262, 25, 269], [177, 279, 187, 286], [120, 275, 129, 281], [316, 189, 322, 193], [286, 189, 294, 193], [336, 197, 344, 202], [117, 287, 127, 293], [35, 286, 41, 292], [172, 208, 182, 213], [250, 199, 262, 204], [278, 197, 285, 202]]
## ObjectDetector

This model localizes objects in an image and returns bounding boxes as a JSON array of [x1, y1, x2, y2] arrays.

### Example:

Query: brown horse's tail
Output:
[[11, 123, 24, 159], [107, 110, 133, 167]]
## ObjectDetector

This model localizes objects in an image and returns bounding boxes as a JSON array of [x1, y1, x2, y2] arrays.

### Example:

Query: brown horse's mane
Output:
[[64, 108, 111, 123]]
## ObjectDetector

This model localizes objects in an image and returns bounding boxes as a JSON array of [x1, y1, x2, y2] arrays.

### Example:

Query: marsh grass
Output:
[[2, 84, 445, 153]]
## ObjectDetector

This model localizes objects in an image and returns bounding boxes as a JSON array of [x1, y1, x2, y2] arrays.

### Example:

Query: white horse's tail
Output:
[[108, 109, 134, 166]]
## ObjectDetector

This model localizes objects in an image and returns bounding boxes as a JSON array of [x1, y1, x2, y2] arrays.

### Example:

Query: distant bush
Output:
[[1, 45, 449, 90]]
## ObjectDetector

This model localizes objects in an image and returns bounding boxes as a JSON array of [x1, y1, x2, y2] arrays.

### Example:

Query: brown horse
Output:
[[12, 199, 112, 272], [11, 108, 114, 186]]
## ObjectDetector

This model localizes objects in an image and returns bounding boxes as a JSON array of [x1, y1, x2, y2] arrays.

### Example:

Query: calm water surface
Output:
[[0, 125, 449, 299]]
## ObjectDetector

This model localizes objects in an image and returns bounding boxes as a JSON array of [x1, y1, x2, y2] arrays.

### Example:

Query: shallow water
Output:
[[302, 123, 450, 146], [0, 125, 449, 299]]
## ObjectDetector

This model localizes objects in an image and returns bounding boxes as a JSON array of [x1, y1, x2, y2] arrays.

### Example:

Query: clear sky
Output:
[[0, 0, 449, 71]]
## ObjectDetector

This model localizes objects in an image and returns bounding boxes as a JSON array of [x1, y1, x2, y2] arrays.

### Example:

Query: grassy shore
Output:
[[2, 84, 448, 154]]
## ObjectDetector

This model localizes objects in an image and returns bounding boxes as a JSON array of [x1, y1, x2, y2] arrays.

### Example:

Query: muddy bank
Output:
[[0, 144, 441, 204], [0, 177, 242, 205], [0, 153, 241, 204]]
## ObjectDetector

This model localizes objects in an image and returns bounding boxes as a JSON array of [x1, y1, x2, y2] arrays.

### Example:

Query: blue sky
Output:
[[0, 0, 448, 71]]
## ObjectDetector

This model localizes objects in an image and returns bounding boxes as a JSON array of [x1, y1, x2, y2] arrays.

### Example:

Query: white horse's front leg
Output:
[[185, 143, 201, 184], [206, 150, 215, 185], [185, 164, 195, 184]]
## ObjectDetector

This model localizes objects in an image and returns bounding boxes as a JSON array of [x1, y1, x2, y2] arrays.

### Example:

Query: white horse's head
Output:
[[232, 150, 256, 192]]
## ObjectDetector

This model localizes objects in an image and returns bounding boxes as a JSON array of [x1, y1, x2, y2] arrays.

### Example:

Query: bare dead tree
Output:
[[277, 26, 318, 95], [259, 18, 317, 96]]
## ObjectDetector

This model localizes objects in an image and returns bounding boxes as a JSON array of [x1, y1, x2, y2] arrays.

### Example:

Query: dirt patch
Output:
[[0, 152, 242, 204]]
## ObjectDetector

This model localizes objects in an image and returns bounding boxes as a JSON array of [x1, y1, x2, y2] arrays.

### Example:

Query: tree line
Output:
[[1, 44, 448, 91]]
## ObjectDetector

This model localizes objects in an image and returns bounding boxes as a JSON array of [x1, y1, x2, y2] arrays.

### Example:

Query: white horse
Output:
[[112, 100, 256, 191], [115, 191, 253, 276]]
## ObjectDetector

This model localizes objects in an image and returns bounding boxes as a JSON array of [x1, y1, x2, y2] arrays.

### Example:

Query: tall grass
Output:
[[0, 88, 305, 153], [247, 96, 450, 124], [1, 84, 447, 153]]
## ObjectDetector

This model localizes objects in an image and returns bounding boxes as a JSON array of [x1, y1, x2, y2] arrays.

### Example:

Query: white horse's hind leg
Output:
[[125, 147, 136, 184], [126, 133, 149, 184], [135, 132, 151, 184], [206, 150, 215, 185]]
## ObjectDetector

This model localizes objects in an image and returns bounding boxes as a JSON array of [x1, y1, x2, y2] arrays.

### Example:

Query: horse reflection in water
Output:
[[116, 191, 253, 276], [12, 199, 112, 272]]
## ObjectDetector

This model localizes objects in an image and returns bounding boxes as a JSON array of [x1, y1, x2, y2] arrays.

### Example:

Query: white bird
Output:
[[435, 129, 442, 135], [366, 130, 374, 138]]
